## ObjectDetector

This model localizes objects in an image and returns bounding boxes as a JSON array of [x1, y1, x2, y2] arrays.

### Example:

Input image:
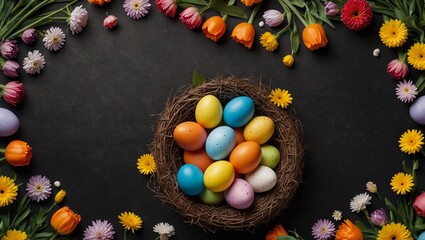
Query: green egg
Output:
[[199, 188, 224, 205], [260, 144, 281, 169]]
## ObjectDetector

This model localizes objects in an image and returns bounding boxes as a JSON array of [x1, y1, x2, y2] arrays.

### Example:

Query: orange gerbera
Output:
[[266, 224, 288, 240]]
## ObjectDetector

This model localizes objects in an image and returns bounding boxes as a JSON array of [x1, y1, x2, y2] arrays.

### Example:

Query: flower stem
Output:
[[124, 230, 127, 240], [275, 22, 291, 38], [248, 3, 262, 25], [0, 157, 5, 162], [0, 148, 5, 153], [280, 0, 308, 26]]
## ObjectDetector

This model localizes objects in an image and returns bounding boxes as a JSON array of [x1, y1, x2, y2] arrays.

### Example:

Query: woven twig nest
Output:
[[149, 76, 304, 232]]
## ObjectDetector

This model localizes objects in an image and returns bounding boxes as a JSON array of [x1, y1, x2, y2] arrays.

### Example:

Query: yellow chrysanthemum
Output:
[[269, 88, 293, 109], [379, 19, 408, 48], [377, 222, 413, 240], [390, 172, 414, 195], [0, 176, 18, 207], [137, 153, 156, 175], [407, 42, 425, 70], [118, 211, 142, 233], [1, 229, 28, 240], [282, 55, 294, 68], [398, 129, 424, 154], [259, 32, 279, 52]]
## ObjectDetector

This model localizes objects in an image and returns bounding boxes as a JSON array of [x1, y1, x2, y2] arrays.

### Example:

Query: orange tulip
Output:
[[87, 0, 111, 5], [50, 206, 81, 235], [302, 23, 328, 51], [266, 224, 288, 240], [335, 219, 363, 240], [4, 140, 32, 166], [240, 0, 262, 7], [202, 16, 226, 42], [231, 22, 255, 49]]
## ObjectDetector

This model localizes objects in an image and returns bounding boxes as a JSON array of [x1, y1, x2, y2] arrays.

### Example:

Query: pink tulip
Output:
[[103, 15, 118, 29], [155, 0, 177, 18], [262, 9, 284, 27], [0, 81, 24, 106], [0, 40, 19, 59], [414, 192, 425, 217], [179, 7, 202, 30], [325, 1, 339, 16], [2, 60, 19, 78], [387, 59, 408, 80], [21, 29, 38, 45]]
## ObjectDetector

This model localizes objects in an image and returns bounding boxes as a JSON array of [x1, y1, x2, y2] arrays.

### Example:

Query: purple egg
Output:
[[224, 178, 254, 209], [410, 96, 425, 125], [0, 108, 19, 137]]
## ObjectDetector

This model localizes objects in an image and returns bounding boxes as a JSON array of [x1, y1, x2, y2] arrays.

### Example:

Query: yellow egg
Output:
[[195, 95, 223, 129], [204, 160, 235, 192], [243, 116, 275, 145]]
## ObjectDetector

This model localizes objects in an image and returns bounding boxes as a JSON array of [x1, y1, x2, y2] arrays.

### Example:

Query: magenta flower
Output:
[[396, 80, 418, 103], [0, 81, 24, 106], [21, 29, 38, 45], [370, 208, 388, 227], [104, 15, 118, 29], [387, 59, 409, 80], [26, 175, 52, 202], [155, 0, 178, 18], [262, 9, 284, 27], [83, 219, 115, 240], [325, 1, 339, 16], [179, 7, 202, 30], [1, 59, 19, 77], [414, 192, 425, 217], [0, 40, 19, 59], [311, 219, 335, 240]]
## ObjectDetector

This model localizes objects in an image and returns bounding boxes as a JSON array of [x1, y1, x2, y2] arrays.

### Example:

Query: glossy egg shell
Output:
[[173, 121, 207, 151], [176, 164, 204, 196], [418, 231, 425, 240], [410, 95, 425, 124], [234, 128, 245, 146], [199, 188, 224, 205], [224, 178, 255, 209], [260, 144, 281, 169], [229, 141, 262, 174], [183, 148, 214, 172], [0, 108, 19, 137], [223, 96, 255, 128], [243, 116, 275, 145], [204, 160, 235, 192], [245, 165, 277, 193], [195, 95, 223, 129], [205, 126, 236, 160]]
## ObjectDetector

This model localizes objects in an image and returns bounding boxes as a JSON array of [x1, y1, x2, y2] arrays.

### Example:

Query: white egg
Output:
[[245, 165, 277, 193]]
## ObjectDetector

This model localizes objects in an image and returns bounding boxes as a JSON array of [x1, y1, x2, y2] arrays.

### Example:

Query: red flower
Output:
[[155, 0, 177, 18], [414, 192, 425, 217], [387, 59, 409, 80], [1, 81, 24, 106], [179, 7, 202, 30], [341, 0, 372, 31]]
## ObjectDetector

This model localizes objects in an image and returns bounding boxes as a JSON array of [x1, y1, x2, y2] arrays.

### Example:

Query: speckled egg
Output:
[[229, 141, 262, 174], [223, 96, 255, 128], [176, 164, 204, 196], [173, 121, 207, 151], [0, 108, 19, 137], [205, 126, 236, 160], [245, 165, 277, 193], [195, 95, 223, 129], [260, 144, 281, 169], [224, 178, 254, 209], [243, 116, 275, 145], [410, 95, 425, 125]]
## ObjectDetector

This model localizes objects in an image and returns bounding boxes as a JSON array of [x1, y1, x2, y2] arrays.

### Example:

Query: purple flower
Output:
[[21, 29, 38, 45], [311, 219, 335, 240], [83, 219, 115, 240], [387, 59, 409, 80], [325, 1, 339, 16], [26, 175, 52, 202], [0, 40, 19, 59], [123, 0, 151, 19], [1, 59, 19, 77], [262, 9, 284, 27], [370, 208, 388, 227], [396, 79, 418, 103]]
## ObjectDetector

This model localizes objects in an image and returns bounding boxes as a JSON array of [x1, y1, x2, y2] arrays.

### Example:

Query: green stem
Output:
[[248, 3, 261, 25], [124, 230, 127, 240], [280, 0, 308, 26], [275, 22, 291, 38], [11, 0, 26, 14], [0, 157, 5, 162], [223, 14, 228, 21], [0, 148, 5, 153], [199, 5, 210, 14]]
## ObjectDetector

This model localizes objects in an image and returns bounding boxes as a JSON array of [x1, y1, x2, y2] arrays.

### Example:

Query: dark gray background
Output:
[[1, 0, 423, 239]]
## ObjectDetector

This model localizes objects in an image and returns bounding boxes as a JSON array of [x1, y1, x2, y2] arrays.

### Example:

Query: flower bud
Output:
[[387, 59, 409, 80], [21, 29, 38, 45], [0, 40, 19, 59], [51, 206, 81, 235], [282, 55, 294, 68], [4, 140, 32, 167], [366, 181, 377, 193], [370, 208, 388, 227], [1, 81, 24, 106], [179, 7, 202, 30], [2, 60, 19, 78], [103, 15, 118, 29], [262, 9, 284, 27], [302, 23, 328, 51], [414, 192, 425, 217], [325, 1, 339, 16], [55, 189, 67, 203], [202, 16, 226, 42]]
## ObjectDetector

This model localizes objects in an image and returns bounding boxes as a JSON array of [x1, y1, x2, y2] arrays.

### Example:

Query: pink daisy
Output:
[[123, 0, 151, 19], [396, 80, 418, 103]]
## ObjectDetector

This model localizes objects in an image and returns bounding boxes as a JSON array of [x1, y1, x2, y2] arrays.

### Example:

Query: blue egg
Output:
[[418, 231, 425, 240], [223, 96, 255, 128], [176, 164, 204, 196], [205, 126, 236, 160], [410, 95, 425, 125], [0, 108, 19, 137]]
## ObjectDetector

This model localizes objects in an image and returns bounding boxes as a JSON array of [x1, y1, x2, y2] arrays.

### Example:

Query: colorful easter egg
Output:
[[410, 95, 425, 125], [260, 144, 281, 169], [245, 165, 277, 193], [195, 95, 223, 129], [205, 126, 236, 160], [243, 116, 275, 144], [199, 188, 224, 205], [173, 121, 207, 151], [223, 96, 255, 128], [229, 141, 262, 174], [204, 160, 235, 192], [183, 148, 214, 172], [0, 108, 19, 137], [176, 164, 204, 196], [224, 178, 255, 209]]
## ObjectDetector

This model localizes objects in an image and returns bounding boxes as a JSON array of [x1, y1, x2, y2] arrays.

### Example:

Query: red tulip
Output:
[[414, 192, 425, 217]]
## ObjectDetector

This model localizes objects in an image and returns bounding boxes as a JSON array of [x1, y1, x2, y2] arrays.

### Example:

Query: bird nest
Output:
[[149, 76, 304, 232]]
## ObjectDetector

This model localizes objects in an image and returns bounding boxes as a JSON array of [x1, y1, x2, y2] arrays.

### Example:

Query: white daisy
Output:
[[42, 27, 66, 51], [396, 80, 418, 103], [332, 210, 342, 221], [153, 222, 175, 240], [23, 50, 46, 75], [68, 5, 89, 34], [350, 192, 372, 213]]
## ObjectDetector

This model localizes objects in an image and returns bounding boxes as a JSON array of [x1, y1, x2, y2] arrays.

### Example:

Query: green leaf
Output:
[[291, 0, 305, 8], [179, 0, 207, 6], [415, 73, 425, 93], [210, 0, 247, 18], [385, 197, 402, 221], [408, 0, 416, 15], [312, 0, 335, 28], [192, 70, 206, 86], [290, 23, 300, 54], [276, 236, 298, 240]]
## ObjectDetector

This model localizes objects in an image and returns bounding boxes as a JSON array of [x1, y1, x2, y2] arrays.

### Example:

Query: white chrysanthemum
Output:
[[23, 50, 46, 75], [332, 210, 342, 221], [153, 222, 175, 239], [396, 80, 418, 103], [69, 5, 89, 34], [350, 192, 372, 213], [42, 27, 66, 51]]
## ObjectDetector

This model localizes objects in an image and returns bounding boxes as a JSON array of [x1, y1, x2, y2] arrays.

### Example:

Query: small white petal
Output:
[[54, 181, 61, 188]]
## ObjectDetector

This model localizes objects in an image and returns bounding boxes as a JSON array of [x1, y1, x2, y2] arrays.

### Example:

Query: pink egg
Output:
[[224, 178, 254, 209]]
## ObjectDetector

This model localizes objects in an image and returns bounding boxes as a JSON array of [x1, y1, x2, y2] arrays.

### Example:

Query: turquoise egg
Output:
[[418, 231, 425, 240], [223, 96, 255, 128], [205, 126, 236, 160], [176, 164, 204, 196]]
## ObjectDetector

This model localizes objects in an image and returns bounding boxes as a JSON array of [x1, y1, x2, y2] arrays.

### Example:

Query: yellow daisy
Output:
[[0, 176, 18, 207], [377, 222, 413, 240], [390, 172, 414, 195], [379, 19, 408, 48], [1, 229, 28, 240], [398, 129, 424, 154], [137, 153, 156, 175], [269, 88, 293, 109], [407, 42, 425, 70], [118, 211, 142, 233], [259, 32, 279, 52]]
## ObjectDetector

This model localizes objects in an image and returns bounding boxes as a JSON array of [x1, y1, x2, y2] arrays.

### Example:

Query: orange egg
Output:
[[229, 141, 261, 174], [183, 148, 214, 172], [173, 121, 207, 151], [234, 128, 245, 146]]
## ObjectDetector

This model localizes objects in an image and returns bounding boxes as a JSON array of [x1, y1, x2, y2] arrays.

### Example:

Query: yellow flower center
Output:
[[133, 2, 139, 9]]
